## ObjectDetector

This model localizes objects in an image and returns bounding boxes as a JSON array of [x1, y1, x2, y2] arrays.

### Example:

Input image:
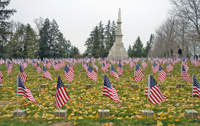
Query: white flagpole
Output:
[[192, 73, 194, 119], [17, 75, 19, 118], [147, 75, 150, 118]]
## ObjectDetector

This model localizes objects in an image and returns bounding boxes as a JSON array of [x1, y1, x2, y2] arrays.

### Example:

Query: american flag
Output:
[[117, 62, 123, 75], [111, 65, 120, 81], [193, 74, 200, 98], [158, 65, 166, 83], [181, 65, 191, 83], [64, 66, 74, 83], [87, 65, 97, 81], [46, 60, 51, 69], [166, 62, 173, 73], [43, 66, 52, 80], [0, 70, 3, 83], [17, 76, 37, 104], [37, 63, 42, 74], [7, 62, 12, 74], [142, 60, 148, 69], [129, 60, 134, 68], [32, 59, 37, 67], [151, 61, 158, 74], [19, 65, 27, 82], [105, 61, 111, 69], [55, 76, 70, 108], [103, 74, 121, 107], [145, 75, 166, 104], [68, 63, 75, 73], [134, 64, 144, 82], [22, 61, 28, 69], [101, 63, 108, 73], [53, 61, 60, 71], [92, 62, 98, 71]]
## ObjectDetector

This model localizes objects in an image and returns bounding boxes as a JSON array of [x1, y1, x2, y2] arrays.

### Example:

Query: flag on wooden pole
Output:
[[193, 74, 200, 98], [145, 75, 166, 104], [17, 76, 37, 104], [103, 74, 121, 107], [55, 76, 70, 108]]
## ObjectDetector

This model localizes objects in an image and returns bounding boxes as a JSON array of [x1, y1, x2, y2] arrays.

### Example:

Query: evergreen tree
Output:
[[0, 0, 16, 58], [128, 45, 132, 57], [6, 24, 38, 58], [38, 18, 51, 59], [132, 36, 145, 57], [145, 34, 154, 56], [69, 46, 80, 57]]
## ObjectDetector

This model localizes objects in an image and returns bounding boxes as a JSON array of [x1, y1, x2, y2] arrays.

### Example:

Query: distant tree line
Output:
[[0, 0, 80, 59]]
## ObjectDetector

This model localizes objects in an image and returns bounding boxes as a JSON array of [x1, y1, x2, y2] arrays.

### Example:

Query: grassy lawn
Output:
[[0, 59, 200, 125]]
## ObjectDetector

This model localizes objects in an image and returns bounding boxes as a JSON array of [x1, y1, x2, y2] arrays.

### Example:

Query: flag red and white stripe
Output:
[[134, 64, 144, 82], [19, 65, 27, 82], [158, 65, 166, 83], [18, 76, 37, 104], [55, 76, 70, 108], [145, 75, 166, 104], [64, 66, 74, 83], [103, 74, 121, 107]]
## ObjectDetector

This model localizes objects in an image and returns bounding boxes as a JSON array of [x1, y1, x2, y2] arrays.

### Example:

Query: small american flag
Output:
[[17, 76, 37, 104], [93, 62, 98, 71], [101, 63, 108, 73], [53, 61, 60, 71], [64, 66, 74, 83], [145, 75, 166, 104], [19, 65, 27, 82], [166, 62, 173, 73], [117, 62, 123, 75], [193, 74, 200, 98], [158, 65, 166, 83], [55, 76, 70, 108], [111, 65, 120, 81], [134, 64, 144, 82], [87, 65, 97, 81], [181, 65, 191, 83], [152, 61, 158, 74], [43, 66, 52, 80], [7, 62, 12, 74], [46, 60, 51, 69], [142, 60, 148, 69], [103, 74, 121, 107], [37, 63, 42, 74], [68, 63, 75, 73], [0, 70, 3, 83]]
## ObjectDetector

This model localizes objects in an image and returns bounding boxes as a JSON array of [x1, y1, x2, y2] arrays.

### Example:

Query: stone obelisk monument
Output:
[[107, 8, 128, 58]]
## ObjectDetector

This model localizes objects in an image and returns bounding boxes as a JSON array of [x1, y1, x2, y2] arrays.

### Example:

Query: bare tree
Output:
[[170, 0, 200, 39], [33, 17, 44, 35]]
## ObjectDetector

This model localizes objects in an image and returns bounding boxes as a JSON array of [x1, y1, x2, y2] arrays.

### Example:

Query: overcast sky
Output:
[[8, 0, 171, 54]]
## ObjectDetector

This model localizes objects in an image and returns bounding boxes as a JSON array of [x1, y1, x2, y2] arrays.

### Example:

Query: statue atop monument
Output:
[[118, 8, 121, 22], [107, 8, 128, 59]]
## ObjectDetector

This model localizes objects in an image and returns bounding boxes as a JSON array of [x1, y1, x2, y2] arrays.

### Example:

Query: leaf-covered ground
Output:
[[0, 60, 200, 125]]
